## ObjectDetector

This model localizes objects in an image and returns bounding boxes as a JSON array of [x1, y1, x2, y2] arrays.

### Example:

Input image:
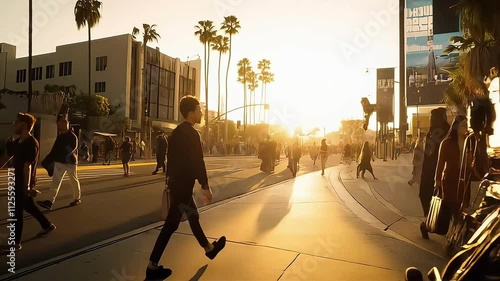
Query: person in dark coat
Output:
[[259, 137, 272, 173], [356, 141, 377, 179], [419, 107, 450, 239], [104, 136, 114, 165], [288, 139, 302, 177], [91, 140, 99, 163], [120, 137, 132, 176], [131, 139, 137, 161], [146, 96, 225, 280], [152, 132, 168, 175], [269, 139, 278, 172]]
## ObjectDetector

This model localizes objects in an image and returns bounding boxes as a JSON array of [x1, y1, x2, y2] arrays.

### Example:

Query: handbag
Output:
[[160, 182, 171, 220], [426, 187, 452, 235]]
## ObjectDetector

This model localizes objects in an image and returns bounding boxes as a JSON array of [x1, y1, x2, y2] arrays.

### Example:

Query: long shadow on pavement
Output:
[[189, 264, 208, 281], [255, 170, 294, 233]]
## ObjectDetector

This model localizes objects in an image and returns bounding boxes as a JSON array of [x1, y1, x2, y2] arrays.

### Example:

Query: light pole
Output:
[[365, 68, 399, 160], [416, 89, 421, 137]]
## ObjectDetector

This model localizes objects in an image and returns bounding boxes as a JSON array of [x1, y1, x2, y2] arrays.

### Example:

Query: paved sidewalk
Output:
[[5, 166, 445, 281], [338, 154, 449, 257]]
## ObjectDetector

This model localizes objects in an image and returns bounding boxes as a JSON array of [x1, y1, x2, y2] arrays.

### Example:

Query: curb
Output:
[[329, 165, 446, 260]]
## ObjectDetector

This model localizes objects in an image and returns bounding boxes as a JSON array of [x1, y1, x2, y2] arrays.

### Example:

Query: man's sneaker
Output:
[[37, 200, 53, 210], [205, 236, 226, 260], [145, 266, 172, 280], [1, 244, 21, 253], [69, 199, 81, 207], [37, 223, 56, 237], [152, 171, 158, 175]]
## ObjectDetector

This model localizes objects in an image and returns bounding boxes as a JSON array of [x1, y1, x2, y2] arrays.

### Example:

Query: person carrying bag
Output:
[[426, 187, 451, 235]]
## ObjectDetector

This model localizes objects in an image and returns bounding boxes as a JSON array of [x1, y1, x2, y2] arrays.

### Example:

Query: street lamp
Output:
[[416, 89, 421, 137]]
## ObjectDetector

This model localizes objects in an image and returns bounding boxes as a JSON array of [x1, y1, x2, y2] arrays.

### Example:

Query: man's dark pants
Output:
[[149, 178, 209, 264], [155, 153, 166, 172], [15, 184, 51, 244]]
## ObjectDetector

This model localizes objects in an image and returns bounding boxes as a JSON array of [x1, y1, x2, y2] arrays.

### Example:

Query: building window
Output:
[[59, 61, 72, 76], [156, 69, 175, 120], [32, 67, 42, 81], [95, 82, 106, 93], [46, 65, 55, 79], [96, 56, 107, 71], [16, 69, 26, 83]]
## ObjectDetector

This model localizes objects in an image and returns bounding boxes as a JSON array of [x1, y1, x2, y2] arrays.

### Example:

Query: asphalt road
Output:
[[0, 154, 340, 272]]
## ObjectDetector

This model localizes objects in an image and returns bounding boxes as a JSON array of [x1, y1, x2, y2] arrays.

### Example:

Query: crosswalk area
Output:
[[0, 168, 126, 191]]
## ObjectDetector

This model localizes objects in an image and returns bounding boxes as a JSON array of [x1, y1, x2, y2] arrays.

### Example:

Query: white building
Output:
[[0, 34, 201, 135]]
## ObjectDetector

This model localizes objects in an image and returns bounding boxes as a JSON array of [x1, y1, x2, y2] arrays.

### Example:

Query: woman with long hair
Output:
[[434, 115, 470, 223], [356, 141, 377, 179], [418, 107, 450, 239], [319, 139, 328, 175]]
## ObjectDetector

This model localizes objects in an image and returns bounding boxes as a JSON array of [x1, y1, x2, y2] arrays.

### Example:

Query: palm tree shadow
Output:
[[189, 264, 208, 281]]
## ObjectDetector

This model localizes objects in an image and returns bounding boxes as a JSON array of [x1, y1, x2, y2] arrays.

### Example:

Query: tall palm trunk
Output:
[[217, 51, 222, 119], [216, 50, 222, 144], [27, 0, 33, 112], [88, 25, 92, 97], [224, 34, 232, 143], [142, 39, 148, 158], [86, 25, 92, 134], [253, 90, 257, 125], [259, 82, 264, 123], [243, 66, 247, 143], [252, 90, 255, 124], [248, 90, 253, 125], [204, 42, 209, 150], [263, 82, 267, 123]]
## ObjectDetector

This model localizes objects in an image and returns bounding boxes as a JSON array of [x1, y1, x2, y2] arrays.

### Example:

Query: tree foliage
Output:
[[69, 93, 110, 117], [44, 84, 77, 97], [443, 54, 469, 114], [445, 0, 500, 95]]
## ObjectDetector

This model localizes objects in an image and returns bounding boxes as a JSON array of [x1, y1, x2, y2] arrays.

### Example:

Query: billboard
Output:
[[406, 0, 461, 106], [377, 68, 395, 123]]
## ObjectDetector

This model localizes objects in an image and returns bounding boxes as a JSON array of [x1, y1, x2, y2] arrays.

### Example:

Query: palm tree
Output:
[[257, 59, 271, 122], [263, 72, 275, 104], [221, 16, 241, 142], [195, 21, 217, 147], [443, 54, 469, 114], [445, 0, 500, 95], [74, 0, 103, 97], [247, 70, 259, 124], [132, 24, 160, 156], [237, 58, 252, 140], [211, 35, 229, 120], [27, 0, 33, 112], [262, 72, 274, 123]]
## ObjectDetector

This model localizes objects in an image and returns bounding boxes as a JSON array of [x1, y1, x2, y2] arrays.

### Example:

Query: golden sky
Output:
[[0, 0, 401, 132]]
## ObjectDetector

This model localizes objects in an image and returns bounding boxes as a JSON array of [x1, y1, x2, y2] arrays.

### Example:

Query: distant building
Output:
[[0, 34, 201, 136]]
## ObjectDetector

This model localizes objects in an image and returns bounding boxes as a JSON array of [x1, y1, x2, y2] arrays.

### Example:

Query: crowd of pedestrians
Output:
[[407, 108, 488, 241], [1, 96, 227, 281]]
